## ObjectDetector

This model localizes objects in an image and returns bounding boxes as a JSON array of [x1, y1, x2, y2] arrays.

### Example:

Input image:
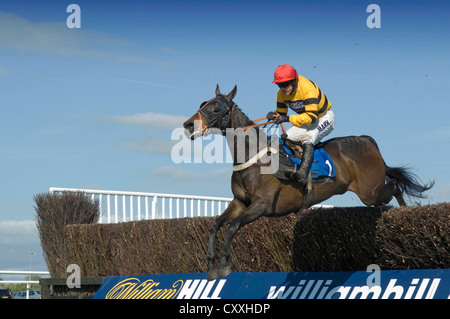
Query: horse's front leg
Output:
[[217, 200, 269, 278], [207, 199, 246, 281]]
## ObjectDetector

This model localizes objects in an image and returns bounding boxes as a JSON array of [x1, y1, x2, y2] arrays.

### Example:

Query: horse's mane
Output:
[[231, 102, 255, 128]]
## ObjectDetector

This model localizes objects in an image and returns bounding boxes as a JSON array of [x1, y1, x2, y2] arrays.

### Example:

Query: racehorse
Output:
[[183, 85, 433, 281]]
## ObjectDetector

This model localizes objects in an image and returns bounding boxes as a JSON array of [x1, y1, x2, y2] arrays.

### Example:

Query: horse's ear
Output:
[[226, 85, 237, 101], [215, 84, 221, 96]]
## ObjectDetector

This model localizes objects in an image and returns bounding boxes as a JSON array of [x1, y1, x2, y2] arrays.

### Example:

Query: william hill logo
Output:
[[267, 278, 443, 299], [105, 277, 226, 299], [95, 270, 448, 299]]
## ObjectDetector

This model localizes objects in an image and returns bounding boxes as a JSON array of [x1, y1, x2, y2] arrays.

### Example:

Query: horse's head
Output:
[[183, 85, 237, 139]]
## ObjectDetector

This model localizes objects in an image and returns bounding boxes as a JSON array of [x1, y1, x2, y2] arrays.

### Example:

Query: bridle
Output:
[[196, 96, 286, 135], [197, 95, 232, 135]]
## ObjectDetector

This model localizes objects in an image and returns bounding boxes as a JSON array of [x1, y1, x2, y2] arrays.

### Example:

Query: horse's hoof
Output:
[[218, 266, 232, 278], [207, 269, 219, 281]]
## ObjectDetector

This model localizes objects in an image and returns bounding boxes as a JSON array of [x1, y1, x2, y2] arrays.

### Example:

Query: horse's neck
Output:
[[231, 105, 254, 128], [227, 105, 269, 165]]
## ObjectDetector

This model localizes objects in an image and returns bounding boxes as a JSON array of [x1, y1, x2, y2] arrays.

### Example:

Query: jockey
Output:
[[267, 64, 335, 185]]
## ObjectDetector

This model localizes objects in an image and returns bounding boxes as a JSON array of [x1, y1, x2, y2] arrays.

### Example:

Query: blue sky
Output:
[[0, 0, 449, 271]]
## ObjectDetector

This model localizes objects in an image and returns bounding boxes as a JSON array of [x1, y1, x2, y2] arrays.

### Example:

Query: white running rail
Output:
[[0, 270, 50, 299], [49, 187, 232, 224]]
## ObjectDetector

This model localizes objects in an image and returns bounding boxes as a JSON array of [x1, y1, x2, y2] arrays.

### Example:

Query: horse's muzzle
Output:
[[183, 120, 197, 140]]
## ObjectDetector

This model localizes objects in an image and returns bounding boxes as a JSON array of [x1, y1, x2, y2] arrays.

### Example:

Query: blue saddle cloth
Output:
[[280, 138, 335, 179]]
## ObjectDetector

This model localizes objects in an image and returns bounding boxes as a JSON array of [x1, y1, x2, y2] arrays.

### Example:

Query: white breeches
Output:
[[286, 109, 335, 145]]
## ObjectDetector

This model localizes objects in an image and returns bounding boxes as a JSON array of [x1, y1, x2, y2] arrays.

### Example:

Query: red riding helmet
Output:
[[272, 64, 298, 83]]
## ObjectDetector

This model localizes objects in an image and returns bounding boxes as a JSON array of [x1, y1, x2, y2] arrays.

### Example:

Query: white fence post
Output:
[[107, 194, 111, 223], [152, 197, 157, 219], [137, 195, 141, 221], [114, 195, 118, 223]]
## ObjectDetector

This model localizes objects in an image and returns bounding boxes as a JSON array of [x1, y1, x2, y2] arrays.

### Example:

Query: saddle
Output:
[[274, 137, 336, 182]]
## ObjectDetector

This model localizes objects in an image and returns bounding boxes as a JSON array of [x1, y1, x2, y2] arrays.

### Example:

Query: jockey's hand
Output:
[[266, 111, 277, 121], [274, 115, 289, 124]]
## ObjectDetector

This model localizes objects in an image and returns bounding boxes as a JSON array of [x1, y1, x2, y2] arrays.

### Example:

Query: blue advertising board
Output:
[[94, 269, 449, 299]]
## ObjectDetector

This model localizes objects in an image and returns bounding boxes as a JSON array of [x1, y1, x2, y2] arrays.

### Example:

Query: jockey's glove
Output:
[[274, 115, 290, 124], [266, 111, 277, 120]]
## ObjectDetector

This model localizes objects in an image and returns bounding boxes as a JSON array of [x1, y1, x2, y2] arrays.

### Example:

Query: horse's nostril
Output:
[[183, 121, 196, 139]]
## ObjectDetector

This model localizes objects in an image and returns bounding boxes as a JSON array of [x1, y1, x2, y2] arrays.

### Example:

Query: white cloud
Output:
[[0, 220, 45, 271], [109, 126, 231, 165], [102, 111, 191, 156], [0, 12, 169, 65], [0, 220, 38, 244], [0, 12, 109, 57], [102, 112, 188, 131], [104, 113, 233, 164], [117, 135, 176, 154], [111, 77, 196, 92], [146, 166, 231, 180], [80, 184, 103, 190]]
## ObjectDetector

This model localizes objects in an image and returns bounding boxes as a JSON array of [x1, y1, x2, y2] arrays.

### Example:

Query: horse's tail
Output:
[[385, 166, 434, 200], [361, 135, 434, 200]]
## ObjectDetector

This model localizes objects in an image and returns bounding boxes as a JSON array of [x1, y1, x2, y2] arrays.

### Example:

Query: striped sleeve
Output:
[[276, 90, 288, 115], [276, 102, 288, 115]]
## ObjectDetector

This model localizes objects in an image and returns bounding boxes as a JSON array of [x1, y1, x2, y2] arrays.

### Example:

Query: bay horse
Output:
[[183, 85, 433, 281]]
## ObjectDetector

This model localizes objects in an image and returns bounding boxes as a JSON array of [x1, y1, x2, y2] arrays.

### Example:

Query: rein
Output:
[[242, 117, 287, 134], [195, 97, 288, 171], [197, 98, 287, 135]]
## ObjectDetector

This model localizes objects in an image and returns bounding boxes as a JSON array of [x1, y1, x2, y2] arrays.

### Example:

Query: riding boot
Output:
[[291, 142, 314, 185]]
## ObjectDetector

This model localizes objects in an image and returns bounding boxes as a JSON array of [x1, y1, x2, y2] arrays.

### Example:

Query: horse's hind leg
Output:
[[343, 137, 407, 207], [390, 179, 407, 206], [373, 179, 406, 207], [395, 192, 407, 206], [207, 199, 246, 281]]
